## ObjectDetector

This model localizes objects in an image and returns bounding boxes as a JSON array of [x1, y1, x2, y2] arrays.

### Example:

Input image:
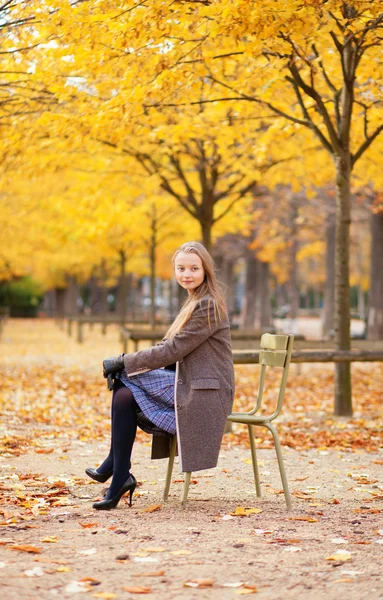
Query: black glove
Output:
[[107, 373, 115, 391], [103, 354, 125, 378]]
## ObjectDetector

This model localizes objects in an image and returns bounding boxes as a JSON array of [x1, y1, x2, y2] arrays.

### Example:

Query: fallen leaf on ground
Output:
[[289, 516, 318, 522], [132, 571, 165, 578], [230, 507, 262, 517], [326, 550, 352, 562], [78, 522, 99, 528], [64, 581, 90, 593], [268, 539, 302, 545], [92, 593, 117, 599], [10, 544, 41, 554], [34, 557, 70, 565], [40, 536, 58, 543], [184, 579, 215, 588], [24, 566, 45, 577], [122, 587, 151, 594], [292, 491, 315, 500], [143, 504, 162, 513], [77, 548, 97, 556], [235, 586, 257, 595]]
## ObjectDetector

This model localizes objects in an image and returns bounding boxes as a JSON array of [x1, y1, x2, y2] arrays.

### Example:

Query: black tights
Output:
[[97, 380, 137, 498]]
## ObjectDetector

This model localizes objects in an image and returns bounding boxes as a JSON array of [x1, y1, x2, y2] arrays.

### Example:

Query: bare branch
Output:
[[213, 181, 256, 223], [168, 153, 199, 211], [352, 124, 383, 165], [285, 73, 334, 154], [288, 62, 341, 152]]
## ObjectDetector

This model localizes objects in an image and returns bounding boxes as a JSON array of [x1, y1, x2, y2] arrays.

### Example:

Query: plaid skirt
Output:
[[117, 368, 176, 436]]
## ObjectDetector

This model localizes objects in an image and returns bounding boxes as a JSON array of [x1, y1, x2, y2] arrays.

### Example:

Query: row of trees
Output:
[[1, 1, 383, 415]]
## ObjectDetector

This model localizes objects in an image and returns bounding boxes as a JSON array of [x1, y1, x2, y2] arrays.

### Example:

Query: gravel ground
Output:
[[1, 438, 383, 600]]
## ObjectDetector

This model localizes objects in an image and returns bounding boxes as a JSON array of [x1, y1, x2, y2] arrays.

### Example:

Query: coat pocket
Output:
[[190, 378, 220, 390]]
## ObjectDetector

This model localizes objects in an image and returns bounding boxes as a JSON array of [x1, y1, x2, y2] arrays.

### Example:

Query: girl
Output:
[[86, 241, 235, 510]]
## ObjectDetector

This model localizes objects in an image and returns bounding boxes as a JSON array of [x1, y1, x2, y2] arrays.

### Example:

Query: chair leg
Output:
[[248, 424, 262, 498], [163, 435, 177, 502], [181, 472, 191, 506], [264, 422, 292, 510]]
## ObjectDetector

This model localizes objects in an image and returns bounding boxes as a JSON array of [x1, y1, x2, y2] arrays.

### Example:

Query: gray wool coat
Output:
[[122, 296, 235, 472]]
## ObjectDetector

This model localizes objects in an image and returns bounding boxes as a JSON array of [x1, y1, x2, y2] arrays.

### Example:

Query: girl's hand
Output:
[[103, 355, 125, 378]]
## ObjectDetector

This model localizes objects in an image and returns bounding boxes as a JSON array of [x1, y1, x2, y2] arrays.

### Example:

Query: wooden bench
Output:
[[119, 326, 294, 353], [66, 316, 165, 344]]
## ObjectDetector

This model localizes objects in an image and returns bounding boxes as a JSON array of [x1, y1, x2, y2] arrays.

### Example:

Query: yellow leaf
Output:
[[40, 536, 58, 543], [326, 551, 352, 562], [230, 507, 262, 517]]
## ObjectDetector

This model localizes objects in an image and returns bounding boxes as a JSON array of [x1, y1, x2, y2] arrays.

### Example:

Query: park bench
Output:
[[65, 316, 167, 344], [119, 325, 286, 353]]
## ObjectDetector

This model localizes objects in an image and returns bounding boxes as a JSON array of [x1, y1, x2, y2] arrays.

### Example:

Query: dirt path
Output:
[[1, 437, 383, 600], [1, 320, 382, 599]]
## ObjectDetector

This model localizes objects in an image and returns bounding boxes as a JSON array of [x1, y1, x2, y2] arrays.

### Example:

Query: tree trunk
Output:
[[334, 154, 352, 416], [220, 257, 235, 320], [99, 260, 109, 317], [367, 211, 383, 340], [288, 197, 299, 319], [150, 237, 156, 330], [200, 220, 212, 251], [54, 288, 66, 319], [357, 287, 365, 321], [88, 275, 99, 314], [65, 276, 79, 315], [322, 212, 336, 339], [243, 252, 258, 330], [116, 251, 128, 322], [257, 261, 272, 330]]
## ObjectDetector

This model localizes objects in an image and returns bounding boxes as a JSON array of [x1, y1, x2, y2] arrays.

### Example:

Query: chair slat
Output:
[[260, 333, 288, 350], [260, 350, 287, 367]]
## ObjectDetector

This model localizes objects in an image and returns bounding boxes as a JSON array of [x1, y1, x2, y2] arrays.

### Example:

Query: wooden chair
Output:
[[227, 333, 294, 509], [163, 333, 294, 509]]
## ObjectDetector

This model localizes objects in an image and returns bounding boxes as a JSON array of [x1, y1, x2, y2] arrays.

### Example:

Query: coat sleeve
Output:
[[123, 298, 221, 375]]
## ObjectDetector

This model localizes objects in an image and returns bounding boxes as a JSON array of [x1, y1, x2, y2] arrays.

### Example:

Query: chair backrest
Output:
[[254, 333, 294, 421]]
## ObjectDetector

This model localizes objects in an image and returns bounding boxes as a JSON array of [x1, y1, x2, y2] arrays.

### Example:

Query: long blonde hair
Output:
[[166, 241, 227, 339]]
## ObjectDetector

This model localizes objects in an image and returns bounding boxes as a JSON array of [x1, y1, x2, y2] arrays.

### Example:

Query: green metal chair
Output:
[[163, 435, 190, 506], [227, 333, 294, 509], [163, 333, 294, 509]]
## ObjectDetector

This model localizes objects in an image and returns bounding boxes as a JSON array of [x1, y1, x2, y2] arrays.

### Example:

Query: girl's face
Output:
[[174, 251, 205, 294]]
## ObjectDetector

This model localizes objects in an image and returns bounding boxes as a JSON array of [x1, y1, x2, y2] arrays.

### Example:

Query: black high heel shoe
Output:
[[85, 467, 113, 483], [92, 474, 137, 510]]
